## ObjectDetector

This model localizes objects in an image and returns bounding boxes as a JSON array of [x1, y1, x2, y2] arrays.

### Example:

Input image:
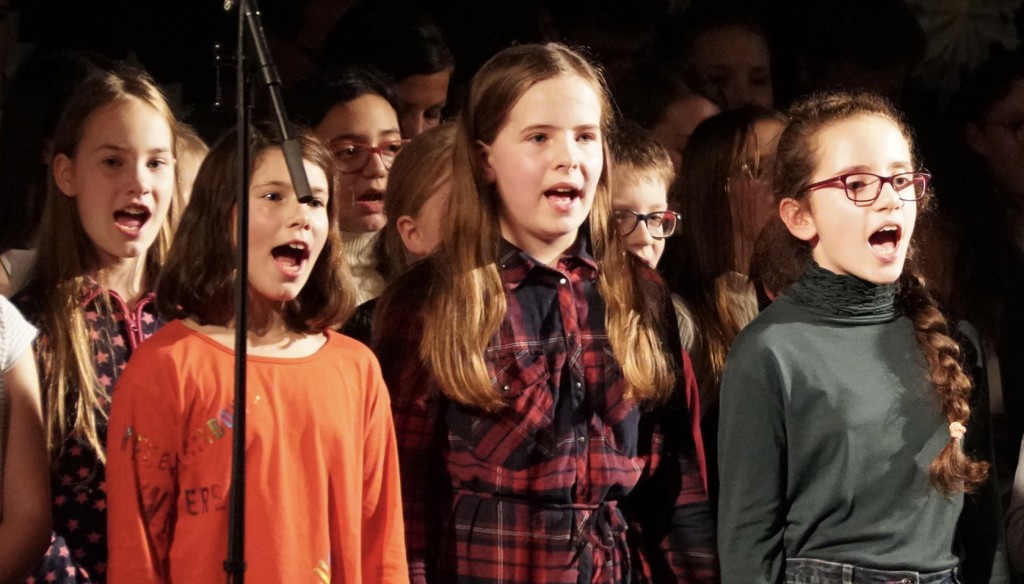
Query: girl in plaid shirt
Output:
[[374, 43, 718, 584]]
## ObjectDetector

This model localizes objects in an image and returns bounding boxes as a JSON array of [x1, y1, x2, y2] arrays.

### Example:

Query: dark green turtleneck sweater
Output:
[[717, 263, 961, 583]]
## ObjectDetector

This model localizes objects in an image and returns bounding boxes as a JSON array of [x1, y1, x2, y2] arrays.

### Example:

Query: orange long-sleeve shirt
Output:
[[106, 320, 408, 583]]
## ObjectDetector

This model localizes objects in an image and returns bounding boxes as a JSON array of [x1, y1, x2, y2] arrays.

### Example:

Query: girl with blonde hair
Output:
[[14, 64, 179, 583]]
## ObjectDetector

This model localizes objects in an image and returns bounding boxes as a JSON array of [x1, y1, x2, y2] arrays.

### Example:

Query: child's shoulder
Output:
[[390, 257, 436, 297], [130, 319, 207, 360], [327, 328, 374, 354], [373, 257, 436, 325], [9, 279, 45, 324], [322, 330, 390, 392], [325, 329, 382, 366], [117, 320, 206, 392]]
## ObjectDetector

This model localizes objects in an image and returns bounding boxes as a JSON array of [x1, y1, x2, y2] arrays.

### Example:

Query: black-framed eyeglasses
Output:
[[330, 139, 411, 173], [612, 209, 680, 239], [984, 119, 1024, 143], [805, 171, 930, 205]]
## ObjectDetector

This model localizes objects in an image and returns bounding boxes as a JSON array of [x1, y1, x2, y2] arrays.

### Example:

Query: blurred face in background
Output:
[[967, 79, 1024, 201], [728, 117, 784, 272], [687, 24, 773, 110], [395, 68, 451, 138], [650, 95, 720, 175]]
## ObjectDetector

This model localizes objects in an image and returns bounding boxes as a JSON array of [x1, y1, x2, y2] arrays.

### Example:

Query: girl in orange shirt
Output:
[[106, 123, 408, 583]]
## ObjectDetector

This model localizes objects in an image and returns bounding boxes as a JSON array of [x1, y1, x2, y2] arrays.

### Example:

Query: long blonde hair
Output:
[[418, 43, 676, 411], [29, 66, 179, 463]]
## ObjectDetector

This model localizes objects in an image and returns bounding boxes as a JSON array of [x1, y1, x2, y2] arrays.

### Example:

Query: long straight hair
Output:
[[28, 66, 179, 463], [772, 91, 988, 494], [404, 43, 676, 411], [664, 106, 784, 400]]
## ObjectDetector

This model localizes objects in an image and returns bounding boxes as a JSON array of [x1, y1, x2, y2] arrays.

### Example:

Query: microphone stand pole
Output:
[[222, 1, 313, 582]]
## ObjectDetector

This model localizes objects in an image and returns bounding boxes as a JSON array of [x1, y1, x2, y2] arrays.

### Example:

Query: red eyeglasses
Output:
[[805, 171, 930, 205], [329, 139, 411, 173]]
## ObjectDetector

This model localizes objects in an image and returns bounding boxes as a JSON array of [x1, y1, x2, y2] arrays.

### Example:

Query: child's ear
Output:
[[52, 153, 76, 198], [396, 215, 428, 257], [779, 197, 817, 242], [477, 141, 496, 183]]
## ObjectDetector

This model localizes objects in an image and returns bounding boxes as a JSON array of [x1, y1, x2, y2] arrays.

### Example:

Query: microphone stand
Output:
[[223, 1, 313, 581]]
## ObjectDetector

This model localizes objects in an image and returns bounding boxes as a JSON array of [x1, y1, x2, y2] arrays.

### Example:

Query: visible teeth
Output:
[[288, 243, 306, 250], [879, 226, 897, 232], [554, 187, 574, 193]]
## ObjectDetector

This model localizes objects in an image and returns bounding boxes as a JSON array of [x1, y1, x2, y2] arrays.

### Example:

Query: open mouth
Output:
[[544, 186, 582, 213], [354, 190, 384, 215], [356, 191, 383, 203], [113, 206, 151, 236], [868, 225, 901, 256], [271, 242, 310, 272]]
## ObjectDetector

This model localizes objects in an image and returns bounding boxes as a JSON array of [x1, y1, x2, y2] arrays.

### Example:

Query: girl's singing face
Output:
[[395, 68, 451, 138], [315, 93, 401, 234], [54, 97, 176, 269], [784, 114, 917, 285], [481, 74, 604, 260], [247, 148, 331, 303]]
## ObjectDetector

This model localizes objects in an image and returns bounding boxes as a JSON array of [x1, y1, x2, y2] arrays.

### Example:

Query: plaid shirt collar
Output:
[[498, 235, 599, 291]]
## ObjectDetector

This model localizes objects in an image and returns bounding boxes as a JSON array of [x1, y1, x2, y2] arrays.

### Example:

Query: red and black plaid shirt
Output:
[[373, 238, 718, 583]]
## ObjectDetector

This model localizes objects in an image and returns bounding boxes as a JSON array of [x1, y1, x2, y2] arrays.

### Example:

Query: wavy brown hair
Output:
[[772, 91, 988, 494], [384, 43, 676, 411], [157, 123, 354, 333], [28, 65, 179, 463]]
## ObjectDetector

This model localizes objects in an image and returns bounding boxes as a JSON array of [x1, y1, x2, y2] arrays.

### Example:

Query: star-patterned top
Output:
[[16, 278, 161, 584]]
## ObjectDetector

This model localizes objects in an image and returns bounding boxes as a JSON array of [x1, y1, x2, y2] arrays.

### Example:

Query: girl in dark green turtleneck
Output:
[[717, 92, 989, 584]]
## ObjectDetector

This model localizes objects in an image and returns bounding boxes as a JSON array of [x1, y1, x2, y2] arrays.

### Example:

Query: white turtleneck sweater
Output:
[[342, 230, 386, 306]]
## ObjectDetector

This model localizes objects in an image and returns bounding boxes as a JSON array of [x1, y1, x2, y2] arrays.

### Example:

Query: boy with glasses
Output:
[[609, 124, 679, 269]]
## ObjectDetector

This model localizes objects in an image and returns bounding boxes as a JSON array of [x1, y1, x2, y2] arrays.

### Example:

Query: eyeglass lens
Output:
[[333, 141, 406, 172], [613, 210, 678, 238], [842, 173, 928, 203]]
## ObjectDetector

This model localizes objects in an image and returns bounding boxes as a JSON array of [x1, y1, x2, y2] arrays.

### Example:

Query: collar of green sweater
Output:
[[786, 261, 897, 318]]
